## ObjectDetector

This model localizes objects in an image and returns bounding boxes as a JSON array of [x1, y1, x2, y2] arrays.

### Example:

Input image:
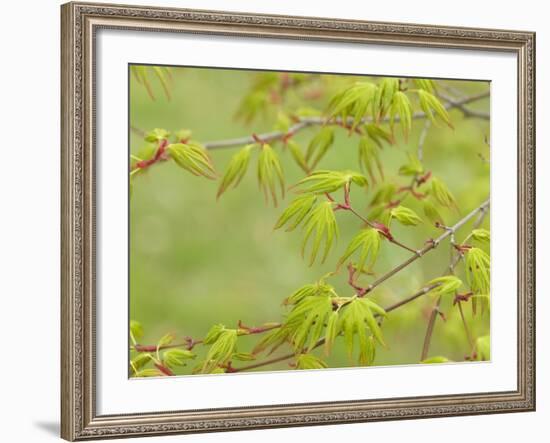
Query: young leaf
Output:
[[283, 280, 335, 306], [369, 183, 397, 207], [365, 123, 394, 147], [326, 82, 378, 127], [475, 335, 491, 361], [431, 177, 457, 208], [203, 323, 226, 345], [144, 128, 170, 143], [156, 333, 175, 350], [286, 140, 309, 173], [217, 144, 255, 198], [389, 91, 413, 140], [423, 199, 445, 225], [471, 228, 490, 244], [465, 247, 490, 294], [294, 170, 368, 194], [201, 328, 238, 373], [295, 354, 328, 370], [417, 89, 453, 128], [338, 297, 386, 364], [235, 90, 268, 124], [232, 352, 256, 362], [301, 201, 339, 265], [285, 292, 334, 351], [358, 136, 384, 183], [426, 275, 463, 298], [130, 320, 144, 341], [130, 353, 153, 374], [398, 152, 424, 176], [306, 127, 334, 167], [421, 356, 452, 364], [338, 228, 381, 271], [168, 142, 217, 179], [274, 194, 317, 232], [324, 311, 340, 356], [257, 144, 285, 206], [413, 78, 436, 93], [163, 348, 195, 369], [390, 205, 423, 226], [373, 78, 399, 122]]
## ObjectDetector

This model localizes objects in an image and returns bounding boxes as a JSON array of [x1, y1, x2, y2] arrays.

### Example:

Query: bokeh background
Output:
[[129, 66, 490, 374]]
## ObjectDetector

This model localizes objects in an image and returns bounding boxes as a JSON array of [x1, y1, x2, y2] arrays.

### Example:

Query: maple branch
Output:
[[420, 202, 490, 360], [184, 92, 489, 150], [233, 282, 441, 373]]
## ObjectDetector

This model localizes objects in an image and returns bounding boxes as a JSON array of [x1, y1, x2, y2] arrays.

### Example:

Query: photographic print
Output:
[[129, 66, 491, 377]]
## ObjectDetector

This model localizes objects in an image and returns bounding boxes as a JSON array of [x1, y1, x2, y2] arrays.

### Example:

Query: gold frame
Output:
[[61, 2, 536, 440]]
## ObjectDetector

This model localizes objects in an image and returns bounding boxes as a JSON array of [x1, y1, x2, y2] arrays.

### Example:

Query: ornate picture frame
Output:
[[61, 2, 535, 440]]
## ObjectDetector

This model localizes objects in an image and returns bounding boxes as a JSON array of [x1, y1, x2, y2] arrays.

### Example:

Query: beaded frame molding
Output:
[[61, 2, 535, 440]]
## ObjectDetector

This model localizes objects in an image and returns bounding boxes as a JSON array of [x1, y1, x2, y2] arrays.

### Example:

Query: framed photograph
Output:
[[61, 1, 535, 440]]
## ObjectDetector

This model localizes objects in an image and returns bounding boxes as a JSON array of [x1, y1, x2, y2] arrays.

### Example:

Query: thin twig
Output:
[[420, 202, 490, 360], [364, 198, 490, 295]]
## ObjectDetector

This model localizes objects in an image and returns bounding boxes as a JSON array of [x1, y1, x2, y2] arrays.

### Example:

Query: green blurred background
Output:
[[129, 66, 490, 374]]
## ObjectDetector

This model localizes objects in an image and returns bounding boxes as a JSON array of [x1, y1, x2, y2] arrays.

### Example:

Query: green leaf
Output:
[[423, 199, 445, 225], [201, 328, 238, 373], [426, 275, 463, 298], [369, 183, 397, 207], [217, 144, 254, 198], [152, 66, 172, 100], [134, 368, 164, 377], [358, 136, 384, 183], [431, 177, 457, 208], [475, 335, 490, 361], [306, 127, 334, 167], [338, 297, 385, 364], [163, 348, 195, 369], [203, 323, 226, 344], [144, 128, 170, 143], [417, 89, 453, 128], [365, 123, 394, 147], [175, 129, 192, 141], [338, 228, 381, 271], [373, 78, 399, 121], [235, 90, 268, 124], [274, 111, 291, 133], [274, 194, 317, 232], [168, 142, 217, 179], [286, 140, 309, 173], [294, 170, 367, 194], [283, 280, 335, 306], [327, 82, 378, 127], [398, 152, 424, 176], [390, 205, 423, 226], [389, 91, 413, 140], [257, 144, 285, 206], [295, 354, 328, 370], [421, 356, 452, 364], [130, 353, 153, 374], [466, 248, 490, 294], [157, 333, 175, 348], [471, 294, 491, 315], [301, 201, 339, 265], [413, 78, 436, 94], [471, 228, 490, 244], [130, 320, 144, 341], [324, 311, 340, 356], [232, 352, 256, 362], [285, 292, 334, 351]]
